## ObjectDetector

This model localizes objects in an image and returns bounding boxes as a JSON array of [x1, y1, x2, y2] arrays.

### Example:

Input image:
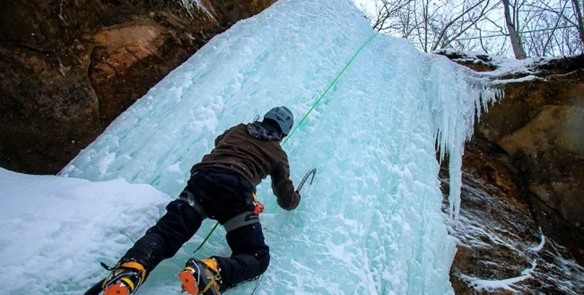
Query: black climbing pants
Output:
[[120, 167, 270, 290]]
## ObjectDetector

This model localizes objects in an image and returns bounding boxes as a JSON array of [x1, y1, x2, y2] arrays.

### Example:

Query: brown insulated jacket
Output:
[[191, 123, 299, 210]]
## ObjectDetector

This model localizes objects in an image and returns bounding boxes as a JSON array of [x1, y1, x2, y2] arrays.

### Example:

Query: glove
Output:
[[278, 190, 301, 211], [292, 190, 301, 209]]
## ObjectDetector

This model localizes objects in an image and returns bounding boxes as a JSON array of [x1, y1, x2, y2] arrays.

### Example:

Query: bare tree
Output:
[[416, 0, 431, 52], [371, 0, 412, 33], [501, 0, 528, 58], [518, 0, 584, 56], [429, 0, 497, 51], [576, 0, 584, 44], [361, 0, 583, 57], [369, 0, 499, 52]]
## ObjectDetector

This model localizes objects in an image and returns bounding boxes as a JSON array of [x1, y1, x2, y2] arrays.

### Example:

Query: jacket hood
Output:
[[246, 121, 282, 141]]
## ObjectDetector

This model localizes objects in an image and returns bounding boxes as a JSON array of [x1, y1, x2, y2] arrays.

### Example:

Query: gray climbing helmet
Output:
[[264, 106, 294, 135]]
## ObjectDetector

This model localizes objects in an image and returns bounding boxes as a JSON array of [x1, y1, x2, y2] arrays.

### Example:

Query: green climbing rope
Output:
[[283, 32, 377, 145]]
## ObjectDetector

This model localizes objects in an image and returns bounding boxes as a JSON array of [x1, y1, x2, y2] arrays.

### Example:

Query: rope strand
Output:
[[283, 32, 377, 145]]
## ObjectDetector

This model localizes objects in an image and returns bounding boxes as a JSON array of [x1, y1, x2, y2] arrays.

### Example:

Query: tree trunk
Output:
[[501, 0, 527, 59], [572, 0, 584, 47]]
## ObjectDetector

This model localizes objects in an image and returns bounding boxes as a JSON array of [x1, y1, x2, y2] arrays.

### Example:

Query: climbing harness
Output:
[[192, 168, 317, 255], [223, 211, 260, 233], [179, 190, 208, 219]]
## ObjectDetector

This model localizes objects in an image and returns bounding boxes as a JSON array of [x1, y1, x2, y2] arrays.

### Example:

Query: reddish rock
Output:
[[0, 0, 275, 174]]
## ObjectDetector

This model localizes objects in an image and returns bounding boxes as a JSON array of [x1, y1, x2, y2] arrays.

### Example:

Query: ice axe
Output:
[[296, 168, 317, 193]]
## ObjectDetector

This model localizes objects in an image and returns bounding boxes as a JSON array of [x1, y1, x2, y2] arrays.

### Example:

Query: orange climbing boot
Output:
[[101, 261, 147, 295], [179, 258, 222, 295]]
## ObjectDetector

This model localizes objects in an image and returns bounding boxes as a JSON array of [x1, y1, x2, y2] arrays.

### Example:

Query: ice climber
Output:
[[89, 106, 301, 295]]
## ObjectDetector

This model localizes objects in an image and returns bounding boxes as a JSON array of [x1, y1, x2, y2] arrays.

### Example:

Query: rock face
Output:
[[479, 56, 584, 234], [443, 140, 584, 294], [0, 0, 275, 174], [441, 53, 584, 294]]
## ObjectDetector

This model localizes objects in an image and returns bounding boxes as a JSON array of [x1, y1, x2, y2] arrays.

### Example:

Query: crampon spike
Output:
[[179, 269, 199, 295], [103, 282, 130, 295]]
